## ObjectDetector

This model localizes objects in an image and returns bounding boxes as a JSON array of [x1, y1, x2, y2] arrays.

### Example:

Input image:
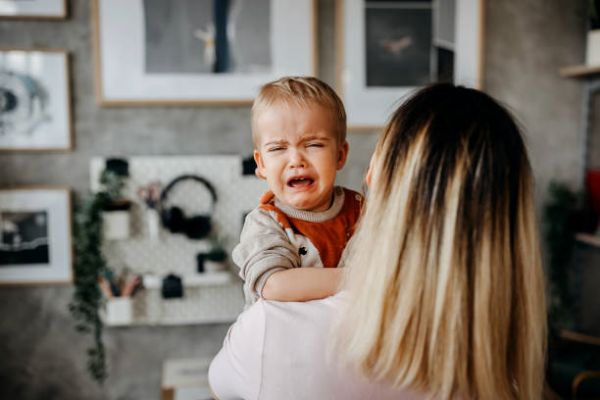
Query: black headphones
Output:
[[159, 175, 218, 239]]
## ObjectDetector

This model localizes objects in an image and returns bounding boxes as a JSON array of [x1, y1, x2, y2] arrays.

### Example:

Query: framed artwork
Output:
[[92, 0, 317, 106], [0, 49, 72, 151], [0, 187, 72, 285], [0, 0, 66, 19], [337, 0, 485, 129]]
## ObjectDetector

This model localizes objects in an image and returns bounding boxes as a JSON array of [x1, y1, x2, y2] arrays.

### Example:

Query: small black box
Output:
[[161, 274, 184, 299]]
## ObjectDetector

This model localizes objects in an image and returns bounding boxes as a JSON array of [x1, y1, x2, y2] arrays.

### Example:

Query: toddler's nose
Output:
[[289, 149, 306, 168]]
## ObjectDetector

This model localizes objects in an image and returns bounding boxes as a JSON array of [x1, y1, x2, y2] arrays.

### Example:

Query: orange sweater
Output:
[[258, 188, 363, 268], [233, 187, 363, 305]]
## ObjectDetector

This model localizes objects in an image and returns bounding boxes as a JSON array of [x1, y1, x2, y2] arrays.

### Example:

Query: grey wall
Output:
[[0, 0, 588, 399], [486, 0, 586, 195]]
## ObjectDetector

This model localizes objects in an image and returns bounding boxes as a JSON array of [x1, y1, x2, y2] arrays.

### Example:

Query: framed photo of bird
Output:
[[336, 0, 485, 130]]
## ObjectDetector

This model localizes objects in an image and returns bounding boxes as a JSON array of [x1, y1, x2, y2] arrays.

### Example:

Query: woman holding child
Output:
[[209, 82, 547, 399]]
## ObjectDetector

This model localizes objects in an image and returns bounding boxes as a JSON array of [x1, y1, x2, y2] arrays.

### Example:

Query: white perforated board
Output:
[[90, 156, 267, 325]]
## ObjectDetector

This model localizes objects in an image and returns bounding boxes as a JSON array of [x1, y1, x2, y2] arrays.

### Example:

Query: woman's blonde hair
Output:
[[336, 84, 546, 399], [251, 76, 347, 146]]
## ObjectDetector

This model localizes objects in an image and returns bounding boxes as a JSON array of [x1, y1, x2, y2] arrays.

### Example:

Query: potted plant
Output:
[[203, 237, 228, 273], [100, 159, 132, 240]]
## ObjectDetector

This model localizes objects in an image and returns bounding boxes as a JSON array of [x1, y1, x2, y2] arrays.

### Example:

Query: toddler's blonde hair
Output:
[[251, 76, 347, 147]]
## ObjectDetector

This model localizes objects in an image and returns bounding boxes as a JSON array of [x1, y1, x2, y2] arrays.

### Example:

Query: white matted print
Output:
[[337, 0, 484, 129], [0, 188, 72, 285], [0, 0, 66, 18], [0, 50, 72, 151], [93, 0, 316, 105]]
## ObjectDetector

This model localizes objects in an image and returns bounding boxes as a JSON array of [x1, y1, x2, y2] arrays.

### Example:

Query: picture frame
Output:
[[336, 0, 485, 130], [0, 187, 72, 285], [0, 49, 73, 151], [0, 0, 67, 19], [92, 0, 317, 106]]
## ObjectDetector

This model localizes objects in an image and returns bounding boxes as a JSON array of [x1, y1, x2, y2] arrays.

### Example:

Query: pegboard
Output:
[[90, 156, 267, 325]]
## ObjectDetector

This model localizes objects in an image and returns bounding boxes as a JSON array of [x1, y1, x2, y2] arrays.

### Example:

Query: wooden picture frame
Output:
[[0, 187, 73, 285], [0, 0, 67, 19], [336, 0, 485, 130], [92, 0, 317, 106], [0, 49, 73, 151]]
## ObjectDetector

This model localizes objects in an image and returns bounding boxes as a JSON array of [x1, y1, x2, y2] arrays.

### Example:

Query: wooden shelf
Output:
[[142, 271, 234, 289], [560, 329, 600, 346], [560, 64, 600, 78], [575, 233, 600, 248]]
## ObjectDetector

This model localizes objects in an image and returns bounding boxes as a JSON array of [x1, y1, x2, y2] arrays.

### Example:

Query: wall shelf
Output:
[[575, 233, 600, 248], [560, 329, 600, 346], [92, 156, 266, 327], [560, 64, 600, 78], [102, 281, 244, 327], [143, 271, 234, 289]]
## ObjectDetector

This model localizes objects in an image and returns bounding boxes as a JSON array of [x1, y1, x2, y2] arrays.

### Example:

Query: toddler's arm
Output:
[[233, 209, 302, 302], [261, 267, 343, 302]]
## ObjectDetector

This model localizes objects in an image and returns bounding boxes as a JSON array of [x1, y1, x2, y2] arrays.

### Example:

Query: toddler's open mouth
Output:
[[287, 176, 314, 188]]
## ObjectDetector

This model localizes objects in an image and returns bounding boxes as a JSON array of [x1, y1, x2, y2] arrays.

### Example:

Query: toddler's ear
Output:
[[337, 141, 349, 170], [255, 168, 265, 179], [253, 150, 266, 180]]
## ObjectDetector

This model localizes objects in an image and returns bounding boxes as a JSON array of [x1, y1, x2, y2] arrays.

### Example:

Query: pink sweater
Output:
[[208, 293, 423, 400]]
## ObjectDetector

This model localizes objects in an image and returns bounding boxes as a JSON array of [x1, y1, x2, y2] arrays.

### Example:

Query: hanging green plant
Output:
[[69, 169, 128, 383]]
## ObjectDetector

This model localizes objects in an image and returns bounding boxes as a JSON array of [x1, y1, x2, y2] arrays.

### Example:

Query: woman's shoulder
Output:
[[259, 292, 346, 318], [257, 294, 421, 399], [259, 295, 345, 331], [211, 294, 422, 400]]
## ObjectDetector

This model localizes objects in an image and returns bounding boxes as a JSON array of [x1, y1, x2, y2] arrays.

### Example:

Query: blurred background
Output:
[[0, 0, 599, 399]]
